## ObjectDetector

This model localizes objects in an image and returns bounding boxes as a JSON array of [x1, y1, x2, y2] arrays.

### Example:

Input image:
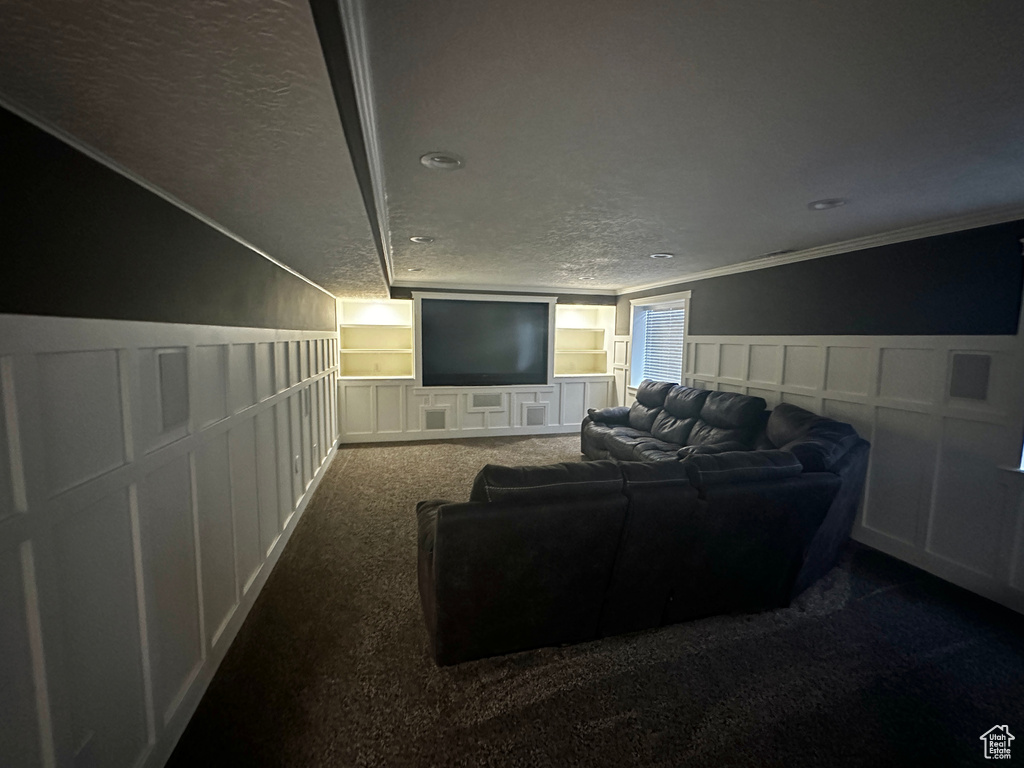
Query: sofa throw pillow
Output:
[[470, 460, 624, 504], [587, 406, 630, 425], [681, 450, 803, 487]]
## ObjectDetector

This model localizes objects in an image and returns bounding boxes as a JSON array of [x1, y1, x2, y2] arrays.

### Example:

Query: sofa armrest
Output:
[[587, 406, 630, 426], [680, 449, 803, 487]]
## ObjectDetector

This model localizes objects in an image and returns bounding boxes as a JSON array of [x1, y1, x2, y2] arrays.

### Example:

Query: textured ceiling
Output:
[[363, 0, 1024, 292], [3, 1, 1024, 299], [0, 0, 386, 298]]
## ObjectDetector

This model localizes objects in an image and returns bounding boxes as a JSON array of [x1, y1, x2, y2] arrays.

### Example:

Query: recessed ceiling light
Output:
[[420, 152, 464, 170], [649, 253, 674, 259], [409, 236, 434, 244], [808, 198, 847, 210], [407, 267, 424, 272], [579, 276, 595, 280]]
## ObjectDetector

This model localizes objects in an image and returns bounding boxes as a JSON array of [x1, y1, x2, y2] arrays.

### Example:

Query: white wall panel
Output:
[[138, 456, 202, 725], [39, 350, 125, 494], [254, 409, 280, 558], [229, 423, 261, 594], [782, 345, 822, 389], [826, 346, 872, 395], [54, 490, 148, 768], [928, 419, 1010, 575], [0, 545, 42, 768], [719, 344, 746, 380], [228, 344, 255, 414], [194, 345, 227, 427], [194, 435, 236, 647], [879, 348, 937, 403], [288, 395, 303, 505], [561, 383, 586, 426], [255, 343, 274, 403], [343, 385, 373, 436], [693, 343, 717, 377], [0, 314, 338, 768], [748, 344, 780, 384]]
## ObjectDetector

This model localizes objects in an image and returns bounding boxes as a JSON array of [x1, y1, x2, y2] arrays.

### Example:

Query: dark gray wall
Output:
[[0, 106, 337, 331], [616, 221, 1024, 336]]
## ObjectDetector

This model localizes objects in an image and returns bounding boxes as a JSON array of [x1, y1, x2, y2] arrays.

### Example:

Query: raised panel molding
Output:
[[337, 376, 613, 443], [0, 313, 339, 768], [685, 332, 1024, 617]]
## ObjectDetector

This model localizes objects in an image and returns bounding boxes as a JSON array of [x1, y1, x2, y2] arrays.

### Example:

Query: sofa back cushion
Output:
[[681, 449, 803, 487], [628, 379, 675, 431], [469, 460, 623, 504], [650, 386, 709, 443], [766, 403, 860, 472], [684, 391, 767, 446]]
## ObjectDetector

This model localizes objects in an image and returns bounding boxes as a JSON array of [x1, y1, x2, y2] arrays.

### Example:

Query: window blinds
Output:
[[642, 306, 686, 382]]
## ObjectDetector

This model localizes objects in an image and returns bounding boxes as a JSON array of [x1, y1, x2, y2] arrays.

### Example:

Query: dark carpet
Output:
[[169, 435, 1024, 767]]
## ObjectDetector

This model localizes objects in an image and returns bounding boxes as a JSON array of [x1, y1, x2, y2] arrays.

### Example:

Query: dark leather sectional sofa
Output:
[[416, 380, 869, 666]]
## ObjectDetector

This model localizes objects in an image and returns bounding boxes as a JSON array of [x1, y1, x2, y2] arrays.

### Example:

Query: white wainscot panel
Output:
[[783, 345, 822, 389], [462, 411, 486, 430], [273, 342, 288, 393], [289, 341, 300, 386], [254, 409, 281, 557], [825, 346, 872, 395], [194, 345, 227, 427], [822, 399, 873, 443], [138, 456, 202, 725], [274, 403, 293, 529], [719, 344, 746, 380], [585, 379, 612, 412], [718, 383, 745, 393], [229, 422, 262, 594], [748, 344, 780, 384], [486, 404, 511, 429], [863, 407, 937, 546], [288, 395, 303, 505], [693, 344, 718, 378], [194, 434, 236, 647], [55, 489, 148, 768], [927, 419, 1015, 576], [299, 388, 313, 486], [228, 344, 256, 414], [879, 348, 937, 403], [255, 343, 275, 402], [0, 373, 14, 520], [0, 544, 42, 768], [561, 382, 587, 425], [139, 347, 190, 455], [39, 349, 125, 494], [375, 385, 404, 434], [343, 385, 374, 435]]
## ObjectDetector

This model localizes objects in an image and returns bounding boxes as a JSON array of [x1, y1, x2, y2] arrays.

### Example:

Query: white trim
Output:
[[338, 0, 395, 284], [0, 95, 338, 301], [629, 290, 692, 308], [392, 279, 619, 297], [21, 542, 56, 768], [618, 207, 1024, 296]]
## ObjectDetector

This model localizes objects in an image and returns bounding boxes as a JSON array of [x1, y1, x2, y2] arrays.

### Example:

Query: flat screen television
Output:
[[420, 298, 550, 387]]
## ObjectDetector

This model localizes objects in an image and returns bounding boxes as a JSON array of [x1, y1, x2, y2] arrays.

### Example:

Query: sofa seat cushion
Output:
[[470, 460, 623, 503], [686, 422, 752, 447], [609, 426, 654, 439], [681, 449, 803, 487], [632, 438, 683, 462], [676, 441, 748, 457], [766, 403, 860, 472], [606, 437, 649, 462]]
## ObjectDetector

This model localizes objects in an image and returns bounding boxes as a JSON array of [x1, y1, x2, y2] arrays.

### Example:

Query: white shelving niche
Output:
[[338, 299, 414, 379], [554, 304, 615, 376]]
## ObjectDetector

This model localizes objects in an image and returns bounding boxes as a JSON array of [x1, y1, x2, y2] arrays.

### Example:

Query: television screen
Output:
[[420, 299, 550, 386]]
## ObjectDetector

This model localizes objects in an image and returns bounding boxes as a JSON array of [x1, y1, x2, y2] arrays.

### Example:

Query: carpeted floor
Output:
[[169, 435, 1024, 767]]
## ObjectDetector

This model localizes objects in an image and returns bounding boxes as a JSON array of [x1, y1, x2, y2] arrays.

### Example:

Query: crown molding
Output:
[[338, 0, 394, 284], [390, 279, 619, 297], [0, 93, 338, 300], [616, 206, 1024, 296]]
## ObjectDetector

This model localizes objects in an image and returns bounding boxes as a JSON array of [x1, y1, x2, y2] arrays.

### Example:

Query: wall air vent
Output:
[[424, 409, 447, 430]]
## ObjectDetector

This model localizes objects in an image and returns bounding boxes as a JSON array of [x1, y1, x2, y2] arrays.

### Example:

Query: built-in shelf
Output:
[[554, 305, 615, 375], [338, 299, 414, 378]]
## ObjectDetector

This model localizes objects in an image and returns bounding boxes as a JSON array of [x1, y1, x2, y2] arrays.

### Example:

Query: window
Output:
[[629, 291, 690, 387]]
